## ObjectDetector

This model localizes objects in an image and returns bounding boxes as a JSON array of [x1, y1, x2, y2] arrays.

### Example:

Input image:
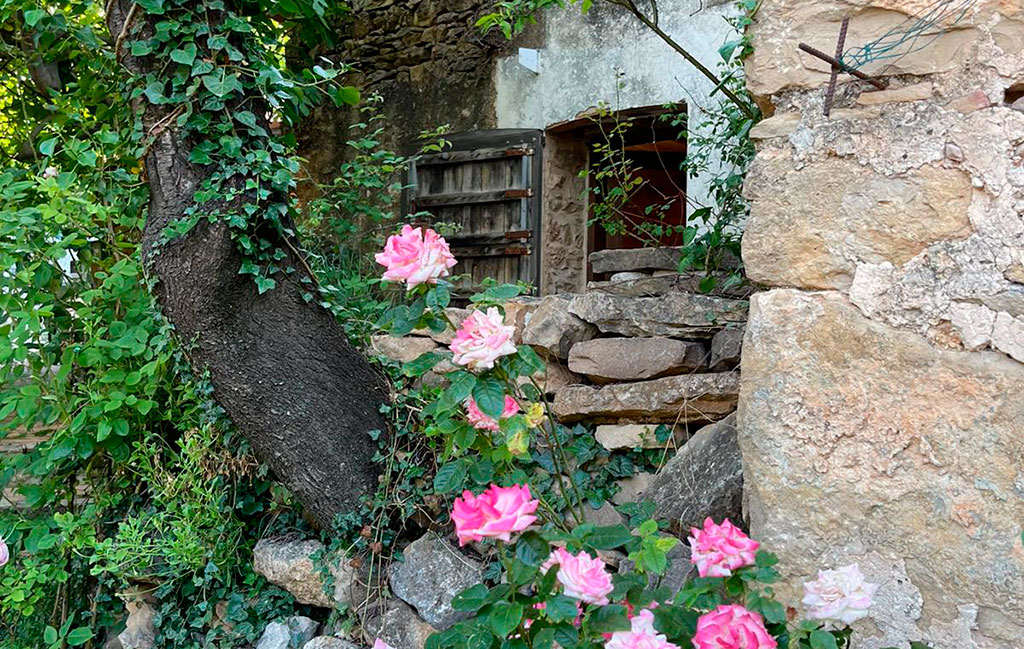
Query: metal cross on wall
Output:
[[799, 18, 888, 117]]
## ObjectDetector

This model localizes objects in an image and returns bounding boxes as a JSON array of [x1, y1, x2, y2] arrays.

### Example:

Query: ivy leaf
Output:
[[402, 351, 445, 378], [202, 69, 242, 98], [170, 43, 197, 66], [489, 601, 523, 638], [652, 605, 698, 641], [471, 376, 505, 420]]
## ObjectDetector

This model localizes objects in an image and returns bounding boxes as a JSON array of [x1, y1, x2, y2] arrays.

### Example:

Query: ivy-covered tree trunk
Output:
[[106, 1, 388, 528]]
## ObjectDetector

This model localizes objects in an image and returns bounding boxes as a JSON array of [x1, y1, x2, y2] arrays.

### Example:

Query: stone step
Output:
[[552, 372, 739, 423], [567, 337, 708, 383], [567, 292, 748, 339]]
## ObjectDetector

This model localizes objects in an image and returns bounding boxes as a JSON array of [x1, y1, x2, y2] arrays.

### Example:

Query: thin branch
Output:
[[608, 0, 758, 121]]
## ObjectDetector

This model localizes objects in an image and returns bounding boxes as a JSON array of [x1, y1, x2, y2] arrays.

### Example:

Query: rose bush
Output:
[[373, 226, 916, 649]]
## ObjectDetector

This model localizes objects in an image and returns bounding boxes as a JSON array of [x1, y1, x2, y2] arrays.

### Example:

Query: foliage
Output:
[[0, 0, 355, 646]]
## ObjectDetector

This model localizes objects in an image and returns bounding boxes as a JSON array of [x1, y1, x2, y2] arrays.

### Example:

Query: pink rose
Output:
[[606, 609, 680, 649], [373, 640, 395, 649], [375, 225, 456, 290], [451, 483, 539, 546], [449, 307, 517, 371], [802, 563, 878, 625], [692, 605, 777, 649], [465, 395, 520, 431], [688, 517, 759, 578], [0, 537, 8, 568], [542, 547, 614, 606]]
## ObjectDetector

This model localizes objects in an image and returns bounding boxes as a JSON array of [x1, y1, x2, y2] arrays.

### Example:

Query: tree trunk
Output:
[[106, 1, 388, 529]]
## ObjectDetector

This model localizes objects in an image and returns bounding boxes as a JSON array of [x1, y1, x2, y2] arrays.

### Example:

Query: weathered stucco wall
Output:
[[738, 2, 1024, 648], [494, 0, 738, 219]]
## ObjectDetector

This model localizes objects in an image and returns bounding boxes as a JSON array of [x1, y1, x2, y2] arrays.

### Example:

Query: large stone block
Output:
[[743, 156, 972, 290], [589, 247, 686, 274], [553, 373, 739, 424], [567, 337, 707, 383], [644, 414, 743, 537], [745, 2, 987, 101], [389, 534, 483, 629], [567, 292, 748, 339], [738, 290, 1024, 649]]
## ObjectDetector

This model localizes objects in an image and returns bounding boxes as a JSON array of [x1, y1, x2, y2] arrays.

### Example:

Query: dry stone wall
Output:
[[739, 2, 1024, 648]]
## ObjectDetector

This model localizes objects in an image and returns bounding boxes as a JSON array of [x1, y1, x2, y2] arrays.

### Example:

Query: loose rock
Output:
[[256, 617, 319, 649], [589, 247, 686, 274], [644, 414, 743, 535], [370, 335, 440, 364], [388, 534, 483, 629], [611, 472, 655, 505], [304, 639, 361, 649], [568, 337, 707, 383], [253, 538, 360, 609], [362, 600, 438, 649], [117, 593, 157, 649]]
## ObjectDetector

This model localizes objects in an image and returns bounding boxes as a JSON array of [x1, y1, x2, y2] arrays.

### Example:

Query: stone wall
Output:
[[295, 0, 520, 183], [738, 2, 1024, 648]]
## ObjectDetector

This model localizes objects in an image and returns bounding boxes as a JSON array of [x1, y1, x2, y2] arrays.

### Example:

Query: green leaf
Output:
[[489, 601, 524, 638], [331, 85, 360, 107], [452, 584, 490, 612], [543, 595, 579, 624], [445, 372, 476, 407], [514, 531, 550, 568], [202, 69, 242, 98], [583, 524, 635, 550], [433, 460, 467, 493], [472, 376, 505, 420], [586, 605, 630, 634], [44, 627, 59, 646], [170, 43, 197, 65], [402, 351, 445, 377], [652, 604, 698, 641], [66, 628, 94, 647], [810, 630, 839, 649], [24, 9, 47, 26], [39, 138, 58, 157]]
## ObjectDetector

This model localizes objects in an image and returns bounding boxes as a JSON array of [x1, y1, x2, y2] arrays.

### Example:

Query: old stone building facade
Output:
[[738, 2, 1024, 647], [297, 0, 739, 294]]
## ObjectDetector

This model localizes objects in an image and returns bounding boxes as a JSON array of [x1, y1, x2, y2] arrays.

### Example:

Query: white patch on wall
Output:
[[518, 48, 541, 74]]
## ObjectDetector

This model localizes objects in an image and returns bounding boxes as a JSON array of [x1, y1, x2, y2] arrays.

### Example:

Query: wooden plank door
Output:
[[408, 129, 543, 294]]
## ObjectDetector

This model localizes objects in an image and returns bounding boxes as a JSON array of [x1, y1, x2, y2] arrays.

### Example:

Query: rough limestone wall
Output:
[[737, 2, 1024, 648]]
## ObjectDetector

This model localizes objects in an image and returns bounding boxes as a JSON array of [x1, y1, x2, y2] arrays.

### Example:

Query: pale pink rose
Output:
[[605, 610, 679, 649], [450, 483, 539, 546], [0, 537, 8, 568], [542, 547, 614, 606], [373, 640, 395, 649], [465, 395, 520, 431], [688, 517, 759, 578], [449, 307, 517, 371], [692, 605, 777, 649], [42, 166, 58, 179], [375, 225, 456, 290], [802, 563, 878, 625]]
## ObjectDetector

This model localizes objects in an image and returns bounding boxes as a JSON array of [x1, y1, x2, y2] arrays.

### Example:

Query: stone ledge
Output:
[[553, 372, 739, 423]]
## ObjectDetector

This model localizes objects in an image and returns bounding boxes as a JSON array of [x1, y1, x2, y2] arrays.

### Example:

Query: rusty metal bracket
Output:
[[799, 17, 887, 117]]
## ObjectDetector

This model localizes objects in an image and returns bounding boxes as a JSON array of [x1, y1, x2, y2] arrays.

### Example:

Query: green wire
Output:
[[840, 0, 976, 71]]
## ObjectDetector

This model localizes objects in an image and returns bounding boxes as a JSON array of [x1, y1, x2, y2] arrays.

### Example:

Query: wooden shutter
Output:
[[408, 129, 543, 293]]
